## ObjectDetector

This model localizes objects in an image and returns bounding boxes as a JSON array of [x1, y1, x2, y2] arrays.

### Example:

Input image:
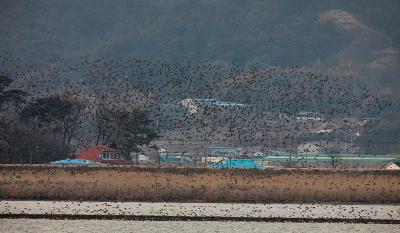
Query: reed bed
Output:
[[0, 165, 399, 203]]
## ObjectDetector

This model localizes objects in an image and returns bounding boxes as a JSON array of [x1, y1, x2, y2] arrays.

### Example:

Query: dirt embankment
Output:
[[0, 165, 399, 203]]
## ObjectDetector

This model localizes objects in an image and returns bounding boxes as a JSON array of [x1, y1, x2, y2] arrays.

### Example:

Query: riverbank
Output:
[[1, 165, 399, 203]]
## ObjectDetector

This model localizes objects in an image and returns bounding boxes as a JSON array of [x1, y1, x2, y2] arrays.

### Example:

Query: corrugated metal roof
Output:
[[255, 156, 396, 163], [161, 156, 192, 163], [211, 159, 263, 168], [192, 98, 249, 107], [50, 159, 102, 165], [76, 145, 118, 160]]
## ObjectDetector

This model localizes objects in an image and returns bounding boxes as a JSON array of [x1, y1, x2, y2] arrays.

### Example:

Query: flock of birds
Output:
[[1, 200, 399, 221], [0, 54, 392, 153]]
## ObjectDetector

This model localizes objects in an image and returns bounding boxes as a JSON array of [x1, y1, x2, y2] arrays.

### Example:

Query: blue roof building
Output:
[[211, 159, 263, 169], [191, 98, 249, 108], [50, 159, 103, 165], [181, 98, 249, 114]]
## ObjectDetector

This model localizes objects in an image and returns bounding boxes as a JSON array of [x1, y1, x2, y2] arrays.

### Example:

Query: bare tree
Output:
[[328, 152, 341, 169], [94, 104, 113, 145], [21, 93, 85, 157]]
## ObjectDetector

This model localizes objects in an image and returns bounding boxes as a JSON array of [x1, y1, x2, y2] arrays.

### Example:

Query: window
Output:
[[102, 152, 119, 160]]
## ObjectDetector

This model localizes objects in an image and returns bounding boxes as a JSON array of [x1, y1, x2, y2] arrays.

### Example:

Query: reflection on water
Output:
[[0, 219, 399, 233]]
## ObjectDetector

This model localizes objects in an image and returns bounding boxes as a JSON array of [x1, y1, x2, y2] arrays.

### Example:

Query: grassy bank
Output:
[[0, 165, 399, 203]]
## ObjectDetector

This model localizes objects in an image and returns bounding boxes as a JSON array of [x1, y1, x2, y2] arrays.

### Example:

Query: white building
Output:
[[181, 98, 199, 114], [202, 156, 227, 163], [384, 161, 400, 170], [159, 147, 168, 157], [138, 154, 149, 161], [298, 143, 323, 154]]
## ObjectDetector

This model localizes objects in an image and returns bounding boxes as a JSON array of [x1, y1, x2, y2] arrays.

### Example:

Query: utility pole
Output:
[[289, 135, 292, 167], [29, 150, 32, 165], [288, 126, 293, 167]]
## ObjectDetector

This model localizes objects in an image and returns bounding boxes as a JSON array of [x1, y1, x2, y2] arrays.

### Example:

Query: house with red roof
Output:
[[75, 145, 133, 165]]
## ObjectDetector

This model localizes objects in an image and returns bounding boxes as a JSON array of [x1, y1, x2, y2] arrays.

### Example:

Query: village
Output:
[[50, 98, 400, 170], [50, 143, 400, 170]]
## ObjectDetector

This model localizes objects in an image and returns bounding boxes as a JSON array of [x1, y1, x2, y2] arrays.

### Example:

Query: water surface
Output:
[[0, 219, 399, 233], [1, 201, 399, 220]]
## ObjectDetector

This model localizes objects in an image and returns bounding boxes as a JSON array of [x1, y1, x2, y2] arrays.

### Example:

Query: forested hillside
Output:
[[0, 0, 399, 159], [0, 0, 399, 65]]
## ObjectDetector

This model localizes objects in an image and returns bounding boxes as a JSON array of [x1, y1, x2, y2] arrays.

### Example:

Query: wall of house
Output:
[[385, 163, 400, 170], [298, 144, 321, 154]]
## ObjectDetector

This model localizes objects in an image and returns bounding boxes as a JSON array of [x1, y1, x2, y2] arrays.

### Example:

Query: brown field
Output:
[[0, 165, 399, 203]]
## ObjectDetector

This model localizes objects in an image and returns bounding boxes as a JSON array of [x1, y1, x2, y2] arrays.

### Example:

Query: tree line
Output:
[[0, 73, 158, 163]]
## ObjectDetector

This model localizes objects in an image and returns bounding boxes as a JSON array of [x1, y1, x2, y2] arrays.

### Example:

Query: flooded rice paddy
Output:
[[1, 201, 399, 220], [0, 201, 399, 232], [1, 219, 399, 233]]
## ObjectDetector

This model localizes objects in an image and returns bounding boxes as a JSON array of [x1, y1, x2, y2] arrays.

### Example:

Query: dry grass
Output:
[[0, 165, 399, 203]]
